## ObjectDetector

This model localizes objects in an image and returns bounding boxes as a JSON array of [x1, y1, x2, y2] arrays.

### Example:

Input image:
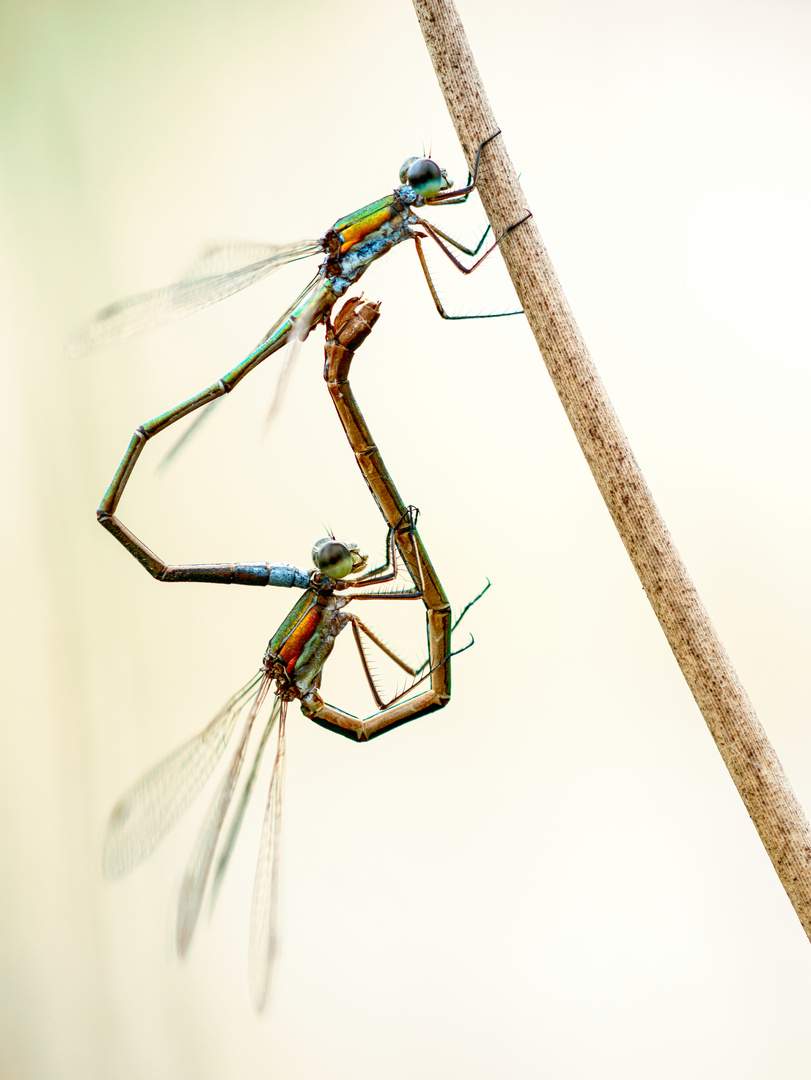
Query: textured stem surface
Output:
[[412, 0, 811, 939]]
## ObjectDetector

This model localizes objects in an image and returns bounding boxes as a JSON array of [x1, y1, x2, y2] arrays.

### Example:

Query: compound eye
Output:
[[313, 539, 354, 579], [399, 156, 420, 184], [406, 158, 444, 197]]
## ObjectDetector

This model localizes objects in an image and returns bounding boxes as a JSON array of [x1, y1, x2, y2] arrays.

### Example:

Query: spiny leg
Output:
[[344, 506, 424, 598], [409, 128, 530, 316], [411, 211, 532, 321], [421, 209, 532, 273], [413, 579, 492, 679], [426, 129, 503, 205], [349, 584, 491, 708], [329, 602, 488, 739], [450, 579, 492, 635], [420, 219, 492, 259], [347, 613, 473, 713]]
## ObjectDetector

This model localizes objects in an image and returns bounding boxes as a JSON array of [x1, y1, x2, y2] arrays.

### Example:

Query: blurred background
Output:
[[2, 0, 811, 1076]]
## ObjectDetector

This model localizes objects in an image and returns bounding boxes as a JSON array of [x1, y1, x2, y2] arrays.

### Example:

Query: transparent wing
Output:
[[155, 399, 221, 472], [248, 700, 288, 1012], [102, 673, 263, 880], [157, 270, 324, 466], [263, 334, 305, 426], [209, 696, 282, 908], [68, 238, 322, 357], [176, 676, 273, 957], [262, 265, 329, 424], [182, 241, 317, 278]]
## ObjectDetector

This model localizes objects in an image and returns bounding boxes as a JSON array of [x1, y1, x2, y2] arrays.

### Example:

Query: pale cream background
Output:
[[2, 0, 811, 1076]]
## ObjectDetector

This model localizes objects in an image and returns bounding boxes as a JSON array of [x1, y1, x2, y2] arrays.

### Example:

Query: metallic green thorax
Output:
[[264, 587, 351, 701]]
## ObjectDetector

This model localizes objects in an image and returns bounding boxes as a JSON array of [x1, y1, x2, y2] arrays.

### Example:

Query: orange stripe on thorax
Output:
[[278, 606, 322, 674], [338, 206, 397, 254]]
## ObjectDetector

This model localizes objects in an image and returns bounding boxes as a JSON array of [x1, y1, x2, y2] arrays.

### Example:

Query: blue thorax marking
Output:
[[396, 185, 420, 207], [331, 218, 417, 293]]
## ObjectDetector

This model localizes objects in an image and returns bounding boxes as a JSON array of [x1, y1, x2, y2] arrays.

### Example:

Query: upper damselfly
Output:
[[72, 132, 528, 454]]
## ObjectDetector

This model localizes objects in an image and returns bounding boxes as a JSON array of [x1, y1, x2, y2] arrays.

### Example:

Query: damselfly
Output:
[[74, 132, 529, 471], [101, 299, 486, 1009], [103, 507, 474, 1010]]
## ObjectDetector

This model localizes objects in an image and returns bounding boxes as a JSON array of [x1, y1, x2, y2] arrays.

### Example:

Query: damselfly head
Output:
[[398, 156, 451, 199], [311, 537, 368, 579]]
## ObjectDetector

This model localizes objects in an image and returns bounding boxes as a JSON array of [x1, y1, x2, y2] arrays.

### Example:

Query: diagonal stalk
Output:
[[412, 0, 811, 940]]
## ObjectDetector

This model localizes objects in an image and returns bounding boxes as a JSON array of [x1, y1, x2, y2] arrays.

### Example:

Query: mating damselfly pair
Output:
[[85, 135, 526, 1008]]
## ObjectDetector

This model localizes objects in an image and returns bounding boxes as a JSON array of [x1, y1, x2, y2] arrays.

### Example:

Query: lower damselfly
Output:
[[101, 298, 487, 1009]]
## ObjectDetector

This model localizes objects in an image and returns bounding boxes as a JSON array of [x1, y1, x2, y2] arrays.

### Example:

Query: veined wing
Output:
[[209, 696, 282, 909], [176, 676, 273, 957], [157, 270, 325, 467], [102, 673, 263, 880], [261, 265, 331, 424], [248, 700, 288, 1012], [182, 241, 318, 279], [68, 238, 322, 357]]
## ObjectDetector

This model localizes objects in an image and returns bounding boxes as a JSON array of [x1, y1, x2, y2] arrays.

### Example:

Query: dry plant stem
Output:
[[412, 0, 811, 939]]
